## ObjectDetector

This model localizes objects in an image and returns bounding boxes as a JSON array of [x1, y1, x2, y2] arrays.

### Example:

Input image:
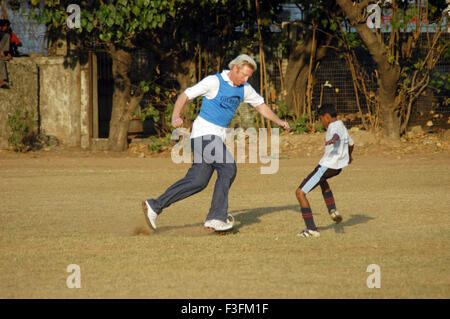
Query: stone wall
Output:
[[0, 57, 39, 149], [0, 56, 90, 149]]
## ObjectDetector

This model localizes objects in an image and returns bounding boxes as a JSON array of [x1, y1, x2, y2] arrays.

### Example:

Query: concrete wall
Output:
[[0, 57, 39, 149], [0, 56, 90, 149]]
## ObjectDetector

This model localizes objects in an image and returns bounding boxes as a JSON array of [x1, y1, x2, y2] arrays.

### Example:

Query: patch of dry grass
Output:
[[0, 154, 449, 298]]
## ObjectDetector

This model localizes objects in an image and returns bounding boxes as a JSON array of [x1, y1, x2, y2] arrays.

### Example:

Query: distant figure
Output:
[[0, 19, 12, 89], [4, 20, 21, 57]]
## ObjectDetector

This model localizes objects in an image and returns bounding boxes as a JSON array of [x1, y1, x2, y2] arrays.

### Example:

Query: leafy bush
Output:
[[147, 133, 174, 152], [7, 110, 37, 152], [277, 103, 326, 133], [288, 114, 310, 134]]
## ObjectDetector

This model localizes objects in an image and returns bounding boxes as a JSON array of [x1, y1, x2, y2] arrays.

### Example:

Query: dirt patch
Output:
[[2, 129, 448, 161], [279, 129, 450, 159]]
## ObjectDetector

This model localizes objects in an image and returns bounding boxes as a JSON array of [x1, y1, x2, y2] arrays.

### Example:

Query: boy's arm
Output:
[[348, 144, 354, 164], [325, 133, 340, 145], [348, 134, 354, 164]]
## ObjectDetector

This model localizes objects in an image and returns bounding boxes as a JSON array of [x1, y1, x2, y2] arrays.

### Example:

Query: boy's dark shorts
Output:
[[299, 165, 341, 194]]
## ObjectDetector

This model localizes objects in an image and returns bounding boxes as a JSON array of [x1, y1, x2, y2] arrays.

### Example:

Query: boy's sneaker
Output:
[[142, 200, 158, 230], [204, 219, 233, 231], [297, 228, 320, 238], [329, 209, 343, 224]]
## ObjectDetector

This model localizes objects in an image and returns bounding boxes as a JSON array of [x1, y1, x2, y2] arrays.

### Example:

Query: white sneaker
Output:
[[226, 213, 235, 225], [329, 209, 343, 224], [204, 219, 233, 231], [142, 200, 158, 230], [297, 228, 320, 238]]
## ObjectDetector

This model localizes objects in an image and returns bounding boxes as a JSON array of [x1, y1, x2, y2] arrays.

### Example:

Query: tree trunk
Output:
[[285, 54, 307, 115], [376, 60, 401, 138], [285, 26, 309, 114], [1, 1, 7, 19], [379, 87, 400, 139], [284, 24, 330, 116], [175, 58, 196, 92], [107, 46, 143, 151], [337, 0, 401, 139]]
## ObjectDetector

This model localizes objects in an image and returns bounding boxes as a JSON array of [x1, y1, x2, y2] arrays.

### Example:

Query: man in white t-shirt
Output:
[[296, 103, 354, 238], [142, 54, 290, 232]]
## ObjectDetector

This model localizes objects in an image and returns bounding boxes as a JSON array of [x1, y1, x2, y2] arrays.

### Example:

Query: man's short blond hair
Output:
[[228, 54, 257, 71]]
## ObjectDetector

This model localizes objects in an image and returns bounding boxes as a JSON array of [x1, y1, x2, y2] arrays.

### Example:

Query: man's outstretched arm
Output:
[[255, 104, 290, 130], [171, 93, 190, 128]]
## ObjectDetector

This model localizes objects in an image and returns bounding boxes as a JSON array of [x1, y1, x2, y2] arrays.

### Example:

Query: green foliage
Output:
[[7, 110, 36, 152], [147, 133, 173, 152], [338, 32, 361, 49], [430, 72, 450, 94], [140, 104, 160, 123], [26, 0, 284, 142], [28, 0, 176, 45], [277, 103, 324, 134], [391, 7, 419, 30], [288, 114, 310, 134], [314, 120, 326, 133], [276, 102, 295, 120]]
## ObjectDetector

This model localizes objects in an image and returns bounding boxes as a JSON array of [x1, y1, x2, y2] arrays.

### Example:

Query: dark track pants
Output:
[[147, 135, 237, 222]]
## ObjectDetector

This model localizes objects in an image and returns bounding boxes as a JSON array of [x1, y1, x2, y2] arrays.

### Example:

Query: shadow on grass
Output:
[[318, 214, 375, 234], [230, 205, 299, 233], [133, 206, 374, 236], [230, 206, 375, 234], [133, 222, 205, 236]]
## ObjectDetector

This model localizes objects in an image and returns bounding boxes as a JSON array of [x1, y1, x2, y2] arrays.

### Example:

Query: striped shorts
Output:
[[299, 165, 342, 194]]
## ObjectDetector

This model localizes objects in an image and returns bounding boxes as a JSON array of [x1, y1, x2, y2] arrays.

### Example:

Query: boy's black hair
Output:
[[0, 20, 10, 27], [318, 103, 337, 117]]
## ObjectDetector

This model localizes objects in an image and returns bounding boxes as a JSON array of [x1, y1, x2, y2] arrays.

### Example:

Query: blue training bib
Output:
[[198, 74, 244, 127]]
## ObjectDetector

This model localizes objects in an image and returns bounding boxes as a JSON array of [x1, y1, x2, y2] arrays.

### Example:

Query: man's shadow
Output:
[[230, 205, 375, 234]]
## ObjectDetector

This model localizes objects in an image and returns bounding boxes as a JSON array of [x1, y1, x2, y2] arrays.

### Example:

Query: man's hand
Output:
[[255, 104, 290, 131], [171, 93, 189, 128], [171, 116, 183, 128], [278, 120, 290, 131]]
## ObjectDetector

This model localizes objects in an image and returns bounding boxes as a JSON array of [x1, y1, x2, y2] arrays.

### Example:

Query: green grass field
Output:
[[0, 152, 449, 298]]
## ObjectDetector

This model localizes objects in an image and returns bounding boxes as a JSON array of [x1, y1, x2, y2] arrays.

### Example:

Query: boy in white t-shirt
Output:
[[295, 103, 354, 238]]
